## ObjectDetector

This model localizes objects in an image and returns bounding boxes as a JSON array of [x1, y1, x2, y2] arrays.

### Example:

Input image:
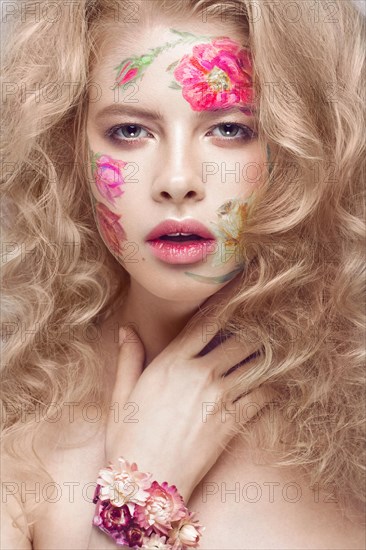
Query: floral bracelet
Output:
[[92, 456, 205, 549]]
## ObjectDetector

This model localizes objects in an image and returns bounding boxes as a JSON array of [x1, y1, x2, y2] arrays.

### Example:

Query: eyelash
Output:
[[105, 122, 257, 146]]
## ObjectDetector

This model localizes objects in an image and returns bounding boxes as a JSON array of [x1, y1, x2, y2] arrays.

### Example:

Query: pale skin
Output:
[[86, 23, 263, 368], [85, 21, 365, 549], [89, 149, 254, 283], [3, 19, 365, 550]]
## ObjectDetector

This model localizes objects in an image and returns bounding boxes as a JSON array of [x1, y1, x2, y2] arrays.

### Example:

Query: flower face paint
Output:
[[184, 194, 255, 284], [170, 38, 253, 111], [113, 29, 212, 87], [114, 28, 254, 113], [89, 149, 128, 261], [87, 20, 264, 301], [94, 200, 127, 257], [209, 194, 255, 267], [91, 151, 127, 206]]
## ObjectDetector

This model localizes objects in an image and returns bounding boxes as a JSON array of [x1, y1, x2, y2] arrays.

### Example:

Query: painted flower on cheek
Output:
[[95, 201, 127, 257], [209, 194, 256, 268], [92, 152, 127, 206], [171, 37, 254, 111]]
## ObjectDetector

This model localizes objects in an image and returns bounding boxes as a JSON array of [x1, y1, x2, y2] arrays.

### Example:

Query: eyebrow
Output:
[[95, 104, 256, 122]]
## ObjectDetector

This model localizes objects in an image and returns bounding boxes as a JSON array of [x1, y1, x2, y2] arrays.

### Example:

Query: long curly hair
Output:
[[1, 0, 365, 537]]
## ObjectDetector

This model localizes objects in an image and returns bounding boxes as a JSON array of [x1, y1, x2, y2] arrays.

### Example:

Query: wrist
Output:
[[105, 452, 194, 504]]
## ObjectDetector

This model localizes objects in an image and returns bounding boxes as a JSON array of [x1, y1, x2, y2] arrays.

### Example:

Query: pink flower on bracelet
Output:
[[134, 481, 186, 534], [92, 457, 205, 549], [97, 457, 153, 512]]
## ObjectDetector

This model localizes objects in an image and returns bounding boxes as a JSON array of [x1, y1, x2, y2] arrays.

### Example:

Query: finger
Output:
[[220, 348, 263, 378], [233, 385, 278, 421], [108, 327, 145, 417], [206, 384, 271, 443], [217, 349, 267, 403], [220, 384, 278, 425], [197, 331, 263, 378]]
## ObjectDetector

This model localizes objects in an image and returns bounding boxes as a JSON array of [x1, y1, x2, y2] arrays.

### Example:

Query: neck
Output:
[[117, 278, 206, 368]]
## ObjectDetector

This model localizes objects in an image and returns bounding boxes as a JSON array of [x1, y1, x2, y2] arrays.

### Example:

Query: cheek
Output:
[[91, 196, 127, 258], [208, 191, 258, 267], [238, 143, 267, 192], [91, 151, 128, 207], [241, 161, 265, 192], [89, 150, 132, 257]]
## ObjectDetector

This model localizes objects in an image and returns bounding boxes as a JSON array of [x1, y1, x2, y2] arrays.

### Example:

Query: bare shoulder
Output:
[[0, 497, 32, 550], [1, 320, 118, 550], [1, 402, 108, 550], [25, 408, 108, 550], [1, 453, 33, 549], [189, 436, 366, 550]]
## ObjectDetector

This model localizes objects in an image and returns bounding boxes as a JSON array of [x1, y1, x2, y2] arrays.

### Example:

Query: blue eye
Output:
[[209, 123, 256, 141], [105, 121, 256, 146], [106, 124, 150, 144]]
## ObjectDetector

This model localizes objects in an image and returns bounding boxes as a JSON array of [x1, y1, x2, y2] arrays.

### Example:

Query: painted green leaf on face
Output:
[[166, 59, 180, 73], [113, 58, 133, 71], [139, 54, 155, 65], [184, 264, 245, 284], [90, 150, 102, 176], [168, 81, 182, 90], [168, 28, 211, 43], [113, 28, 212, 88]]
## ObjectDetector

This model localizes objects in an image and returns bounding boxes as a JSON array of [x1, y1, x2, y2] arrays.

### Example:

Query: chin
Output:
[[137, 278, 217, 302]]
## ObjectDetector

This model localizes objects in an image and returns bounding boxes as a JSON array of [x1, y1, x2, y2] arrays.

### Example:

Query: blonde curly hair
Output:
[[1, 0, 365, 539]]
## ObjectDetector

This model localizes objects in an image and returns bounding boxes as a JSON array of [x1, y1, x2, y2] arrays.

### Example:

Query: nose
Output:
[[150, 128, 206, 204]]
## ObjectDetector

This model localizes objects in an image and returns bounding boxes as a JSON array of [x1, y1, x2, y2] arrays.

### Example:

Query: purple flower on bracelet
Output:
[[93, 500, 151, 547], [124, 523, 146, 547], [93, 499, 131, 533]]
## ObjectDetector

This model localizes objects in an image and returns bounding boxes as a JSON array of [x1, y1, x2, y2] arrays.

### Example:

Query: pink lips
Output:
[[145, 218, 217, 265], [145, 219, 216, 241]]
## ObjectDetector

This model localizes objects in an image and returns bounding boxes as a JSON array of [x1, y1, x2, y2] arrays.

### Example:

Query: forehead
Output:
[[90, 20, 246, 80], [88, 22, 250, 112]]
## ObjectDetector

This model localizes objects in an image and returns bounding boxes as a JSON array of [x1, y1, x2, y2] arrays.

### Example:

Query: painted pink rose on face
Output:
[[172, 37, 254, 111], [93, 154, 127, 206], [95, 202, 126, 257]]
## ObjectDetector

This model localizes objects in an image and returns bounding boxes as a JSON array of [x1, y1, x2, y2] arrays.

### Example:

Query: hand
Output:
[[104, 276, 271, 503]]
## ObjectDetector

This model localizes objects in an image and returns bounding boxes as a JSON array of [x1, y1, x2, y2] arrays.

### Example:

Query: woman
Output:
[[1, 0, 365, 548]]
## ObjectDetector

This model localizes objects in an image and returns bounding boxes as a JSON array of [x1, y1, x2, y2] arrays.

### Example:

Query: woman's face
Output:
[[86, 20, 265, 301]]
